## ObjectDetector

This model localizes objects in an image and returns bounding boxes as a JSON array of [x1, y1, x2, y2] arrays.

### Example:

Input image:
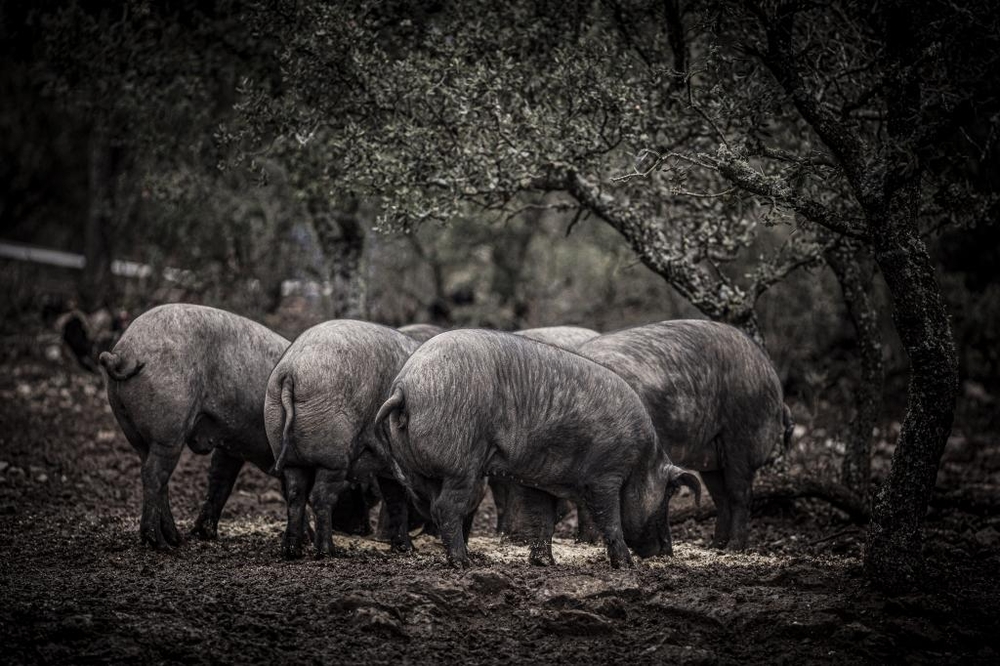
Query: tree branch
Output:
[[537, 165, 758, 333], [713, 145, 870, 240], [743, 0, 881, 211]]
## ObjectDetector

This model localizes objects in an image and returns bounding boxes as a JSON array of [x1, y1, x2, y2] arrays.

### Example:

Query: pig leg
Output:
[[423, 515, 441, 537], [501, 484, 557, 565], [575, 503, 602, 544], [583, 487, 634, 569], [375, 476, 414, 553], [378, 498, 428, 538], [489, 478, 511, 535], [139, 441, 184, 550], [524, 489, 557, 567], [310, 468, 350, 558], [279, 476, 316, 545], [281, 466, 315, 560], [330, 484, 373, 536], [191, 449, 244, 540], [722, 464, 753, 551], [375, 502, 392, 539], [460, 479, 487, 544], [700, 470, 732, 549], [431, 477, 478, 569]]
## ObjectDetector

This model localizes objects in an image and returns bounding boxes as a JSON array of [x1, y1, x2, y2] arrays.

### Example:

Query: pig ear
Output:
[[667, 466, 702, 506]]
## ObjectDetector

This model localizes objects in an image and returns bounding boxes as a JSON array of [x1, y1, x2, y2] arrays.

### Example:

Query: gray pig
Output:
[[514, 325, 599, 348], [577, 319, 791, 550], [492, 326, 601, 545], [398, 323, 444, 343], [99, 304, 289, 549], [264, 320, 420, 558], [372, 322, 448, 540], [374, 330, 700, 569]]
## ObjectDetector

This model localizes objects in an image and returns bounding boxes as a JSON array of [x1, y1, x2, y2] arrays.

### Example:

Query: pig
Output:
[[264, 320, 422, 559], [514, 325, 599, 348], [577, 319, 790, 550], [398, 323, 445, 343], [492, 326, 602, 542], [374, 329, 700, 568], [99, 303, 289, 549]]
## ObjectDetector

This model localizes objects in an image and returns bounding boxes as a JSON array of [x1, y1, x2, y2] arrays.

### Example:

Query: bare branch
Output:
[[713, 145, 870, 240], [743, 0, 881, 211], [539, 165, 755, 330]]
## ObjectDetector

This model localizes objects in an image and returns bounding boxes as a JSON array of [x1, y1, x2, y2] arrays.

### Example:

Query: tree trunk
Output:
[[864, 225, 958, 591], [310, 197, 367, 319], [825, 240, 884, 503], [81, 120, 117, 310], [863, 0, 959, 591], [490, 212, 537, 328], [664, 0, 687, 81], [406, 233, 453, 326]]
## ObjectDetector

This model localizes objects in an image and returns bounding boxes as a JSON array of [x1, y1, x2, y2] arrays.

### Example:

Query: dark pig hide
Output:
[[100, 304, 289, 550], [264, 320, 423, 559], [375, 329, 699, 569], [578, 320, 791, 550]]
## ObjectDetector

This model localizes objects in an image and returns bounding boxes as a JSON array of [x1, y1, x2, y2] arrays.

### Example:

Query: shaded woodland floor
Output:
[[1, 355, 998, 664]]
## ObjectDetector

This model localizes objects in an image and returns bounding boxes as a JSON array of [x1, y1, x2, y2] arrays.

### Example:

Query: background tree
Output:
[[227, 0, 824, 341], [634, 0, 999, 588]]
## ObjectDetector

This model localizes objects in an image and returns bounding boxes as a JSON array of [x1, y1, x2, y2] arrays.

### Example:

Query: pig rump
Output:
[[262, 320, 422, 559], [101, 303, 290, 549], [374, 329, 699, 569]]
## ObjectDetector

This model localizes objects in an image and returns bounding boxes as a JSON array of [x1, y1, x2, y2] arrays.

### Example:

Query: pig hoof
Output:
[[314, 543, 343, 559], [191, 522, 219, 541], [447, 556, 471, 569], [528, 554, 555, 567], [162, 525, 181, 548], [390, 539, 414, 554], [282, 543, 305, 560], [141, 531, 176, 551]]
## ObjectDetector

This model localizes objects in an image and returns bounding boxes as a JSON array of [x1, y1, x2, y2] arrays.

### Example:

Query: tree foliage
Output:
[[226, 0, 825, 336]]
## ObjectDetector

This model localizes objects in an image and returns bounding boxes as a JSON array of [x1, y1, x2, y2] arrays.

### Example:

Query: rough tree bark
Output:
[[490, 207, 538, 328], [861, 1, 959, 590], [864, 205, 958, 589], [664, 0, 687, 80], [825, 240, 884, 502], [406, 233, 454, 326]]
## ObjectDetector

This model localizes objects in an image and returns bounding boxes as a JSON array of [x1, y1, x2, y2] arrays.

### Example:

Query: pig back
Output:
[[398, 323, 444, 343], [514, 326, 599, 350], [578, 320, 784, 470], [392, 329, 656, 477]]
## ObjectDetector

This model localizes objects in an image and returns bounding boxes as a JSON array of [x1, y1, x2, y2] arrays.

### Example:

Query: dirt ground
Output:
[[2, 355, 999, 665]]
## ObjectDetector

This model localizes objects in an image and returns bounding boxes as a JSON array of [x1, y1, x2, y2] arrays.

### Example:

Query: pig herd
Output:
[[99, 303, 792, 569]]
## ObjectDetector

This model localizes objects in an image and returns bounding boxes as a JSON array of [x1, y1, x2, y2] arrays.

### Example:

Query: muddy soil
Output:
[[1, 358, 998, 664]]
